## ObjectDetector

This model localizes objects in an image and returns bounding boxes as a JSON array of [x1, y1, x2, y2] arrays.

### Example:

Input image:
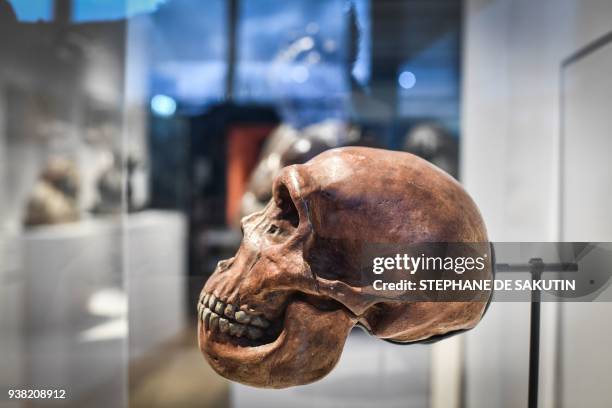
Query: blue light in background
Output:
[[8, 0, 167, 22], [8, 0, 52, 21], [74, 0, 167, 22], [73, 0, 125, 21], [398, 71, 417, 89], [150, 95, 176, 117], [291, 66, 310, 83], [351, 0, 371, 87]]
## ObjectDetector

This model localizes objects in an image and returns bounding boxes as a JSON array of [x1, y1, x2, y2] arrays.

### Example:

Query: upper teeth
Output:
[[198, 292, 270, 340]]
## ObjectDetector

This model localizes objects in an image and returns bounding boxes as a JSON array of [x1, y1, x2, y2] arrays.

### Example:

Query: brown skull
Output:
[[198, 147, 492, 388]]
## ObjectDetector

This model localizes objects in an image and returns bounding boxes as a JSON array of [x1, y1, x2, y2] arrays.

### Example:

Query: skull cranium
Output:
[[198, 147, 492, 388]]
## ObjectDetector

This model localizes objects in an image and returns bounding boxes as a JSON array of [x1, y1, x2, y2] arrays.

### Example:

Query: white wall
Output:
[[463, 0, 612, 236], [462, 0, 612, 407], [558, 32, 612, 408], [463, 0, 582, 242]]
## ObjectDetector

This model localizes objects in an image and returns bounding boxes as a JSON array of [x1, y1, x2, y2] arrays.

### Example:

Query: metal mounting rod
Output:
[[495, 262, 578, 273], [494, 258, 578, 408]]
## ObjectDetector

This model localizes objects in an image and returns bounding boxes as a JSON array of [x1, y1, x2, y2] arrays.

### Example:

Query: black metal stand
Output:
[[528, 259, 544, 408], [495, 258, 577, 408]]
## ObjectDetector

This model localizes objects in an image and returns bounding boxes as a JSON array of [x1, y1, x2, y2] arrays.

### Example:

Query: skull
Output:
[[198, 147, 492, 388]]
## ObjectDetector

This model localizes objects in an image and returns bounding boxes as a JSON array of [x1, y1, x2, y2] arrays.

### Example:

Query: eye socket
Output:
[[267, 224, 280, 235], [275, 184, 299, 228]]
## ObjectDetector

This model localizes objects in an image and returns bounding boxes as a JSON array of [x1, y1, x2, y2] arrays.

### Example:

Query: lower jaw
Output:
[[198, 300, 356, 388]]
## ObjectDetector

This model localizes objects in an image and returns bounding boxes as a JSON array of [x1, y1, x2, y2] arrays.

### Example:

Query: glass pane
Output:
[[0, 1, 128, 405], [1, 0, 470, 406]]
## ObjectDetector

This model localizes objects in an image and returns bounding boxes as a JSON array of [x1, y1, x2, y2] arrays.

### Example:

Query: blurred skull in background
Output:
[[240, 120, 362, 218], [24, 157, 80, 227], [403, 123, 458, 178]]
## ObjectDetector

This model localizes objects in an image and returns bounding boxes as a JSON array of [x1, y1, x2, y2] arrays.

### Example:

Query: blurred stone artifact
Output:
[[240, 119, 363, 217], [199, 147, 492, 388], [92, 152, 123, 214], [24, 158, 80, 227], [403, 123, 459, 177], [93, 151, 147, 214]]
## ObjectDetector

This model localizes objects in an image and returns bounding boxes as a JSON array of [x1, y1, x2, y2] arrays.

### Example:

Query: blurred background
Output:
[[0, 0, 611, 407]]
